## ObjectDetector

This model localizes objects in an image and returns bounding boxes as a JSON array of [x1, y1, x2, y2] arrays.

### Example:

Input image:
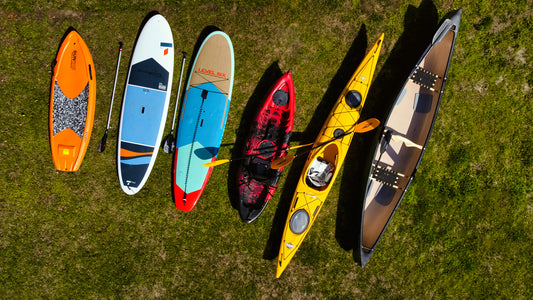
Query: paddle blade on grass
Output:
[[162, 133, 175, 154], [98, 131, 108, 153]]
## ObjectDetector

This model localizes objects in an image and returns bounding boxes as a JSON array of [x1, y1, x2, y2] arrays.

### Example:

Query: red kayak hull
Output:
[[237, 72, 295, 222]]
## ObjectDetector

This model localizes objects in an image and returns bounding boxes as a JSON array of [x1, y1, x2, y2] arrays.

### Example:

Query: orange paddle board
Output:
[[49, 29, 96, 171]]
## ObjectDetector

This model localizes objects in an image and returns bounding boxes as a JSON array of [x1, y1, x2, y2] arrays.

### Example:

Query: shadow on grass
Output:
[[263, 24, 369, 260], [227, 62, 284, 210], [335, 0, 439, 260]]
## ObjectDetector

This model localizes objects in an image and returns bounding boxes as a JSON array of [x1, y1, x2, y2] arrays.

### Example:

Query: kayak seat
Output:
[[250, 157, 279, 185], [306, 157, 335, 189], [372, 165, 404, 189]]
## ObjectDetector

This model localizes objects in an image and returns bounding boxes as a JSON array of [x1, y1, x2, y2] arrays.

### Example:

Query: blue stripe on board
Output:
[[121, 85, 167, 147], [176, 82, 228, 150], [120, 141, 154, 153], [120, 156, 152, 166], [160, 42, 172, 47]]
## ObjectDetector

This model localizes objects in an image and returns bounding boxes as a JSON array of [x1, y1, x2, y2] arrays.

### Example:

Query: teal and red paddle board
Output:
[[173, 30, 234, 211], [117, 13, 174, 195]]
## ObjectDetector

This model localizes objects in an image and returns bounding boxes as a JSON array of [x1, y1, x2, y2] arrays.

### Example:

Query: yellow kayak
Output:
[[276, 33, 384, 278]]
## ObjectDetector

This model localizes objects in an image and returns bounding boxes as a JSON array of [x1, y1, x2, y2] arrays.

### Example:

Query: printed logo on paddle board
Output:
[[70, 50, 77, 70], [160, 42, 172, 56], [198, 67, 227, 79]]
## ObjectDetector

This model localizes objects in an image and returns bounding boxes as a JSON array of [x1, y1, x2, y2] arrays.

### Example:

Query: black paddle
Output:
[[163, 51, 187, 153], [98, 42, 123, 153], [270, 118, 380, 169], [204, 118, 380, 168]]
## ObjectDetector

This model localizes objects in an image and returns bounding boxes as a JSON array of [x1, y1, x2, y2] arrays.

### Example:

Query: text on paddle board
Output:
[[198, 68, 226, 78]]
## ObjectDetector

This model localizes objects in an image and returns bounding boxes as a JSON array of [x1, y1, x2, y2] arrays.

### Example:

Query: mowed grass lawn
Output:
[[1, 0, 531, 298]]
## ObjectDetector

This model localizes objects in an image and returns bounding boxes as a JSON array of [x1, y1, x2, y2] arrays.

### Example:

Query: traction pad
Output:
[[52, 81, 89, 138]]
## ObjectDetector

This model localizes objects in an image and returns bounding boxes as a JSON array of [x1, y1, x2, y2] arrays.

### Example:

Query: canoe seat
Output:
[[372, 165, 404, 189], [410, 67, 438, 91], [307, 157, 334, 188]]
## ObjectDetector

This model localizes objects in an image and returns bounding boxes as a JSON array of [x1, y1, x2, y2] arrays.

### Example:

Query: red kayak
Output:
[[237, 72, 295, 223]]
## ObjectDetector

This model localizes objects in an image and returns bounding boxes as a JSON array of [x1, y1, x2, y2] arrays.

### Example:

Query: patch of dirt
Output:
[[523, 83, 530, 93], [488, 17, 511, 34], [46, 9, 86, 24], [515, 48, 527, 64]]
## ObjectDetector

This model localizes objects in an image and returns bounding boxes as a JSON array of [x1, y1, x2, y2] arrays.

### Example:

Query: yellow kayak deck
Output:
[[276, 33, 384, 278]]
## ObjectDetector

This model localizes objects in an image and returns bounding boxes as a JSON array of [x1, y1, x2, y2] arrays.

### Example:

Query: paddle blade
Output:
[[98, 132, 108, 153], [203, 159, 230, 167], [162, 133, 175, 154], [288, 142, 314, 150], [391, 134, 423, 149], [354, 118, 380, 133], [270, 155, 295, 169]]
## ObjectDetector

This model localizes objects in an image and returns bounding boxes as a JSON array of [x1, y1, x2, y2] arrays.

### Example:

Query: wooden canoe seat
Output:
[[371, 165, 404, 189], [410, 67, 438, 91]]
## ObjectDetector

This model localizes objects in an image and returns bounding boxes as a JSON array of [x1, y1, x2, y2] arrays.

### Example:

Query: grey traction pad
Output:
[[52, 80, 89, 138]]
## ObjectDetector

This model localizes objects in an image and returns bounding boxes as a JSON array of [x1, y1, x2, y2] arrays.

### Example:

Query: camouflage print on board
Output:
[[52, 81, 89, 138]]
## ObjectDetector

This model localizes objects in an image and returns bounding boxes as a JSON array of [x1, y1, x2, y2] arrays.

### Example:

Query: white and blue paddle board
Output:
[[117, 13, 174, 195], [173, 30, 234, 211]]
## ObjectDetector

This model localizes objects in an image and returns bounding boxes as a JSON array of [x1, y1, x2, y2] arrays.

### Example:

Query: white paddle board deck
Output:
[[117, 13, 174, 195]]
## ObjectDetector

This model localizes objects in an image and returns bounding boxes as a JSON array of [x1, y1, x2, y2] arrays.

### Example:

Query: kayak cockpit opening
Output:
[[306, 144, 338, 190]]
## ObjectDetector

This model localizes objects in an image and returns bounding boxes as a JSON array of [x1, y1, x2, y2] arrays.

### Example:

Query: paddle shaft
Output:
[[170, 52, 187, 133], [269, 118, 381, 169], [104, 42, 123, 131], [294, 129, 355, 160]]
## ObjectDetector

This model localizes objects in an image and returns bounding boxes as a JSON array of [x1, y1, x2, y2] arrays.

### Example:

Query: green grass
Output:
[[1, 0, 532, 298]]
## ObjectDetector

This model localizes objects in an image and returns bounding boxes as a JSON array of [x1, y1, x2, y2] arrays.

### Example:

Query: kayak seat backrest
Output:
[[306, 157, 334, 189]]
